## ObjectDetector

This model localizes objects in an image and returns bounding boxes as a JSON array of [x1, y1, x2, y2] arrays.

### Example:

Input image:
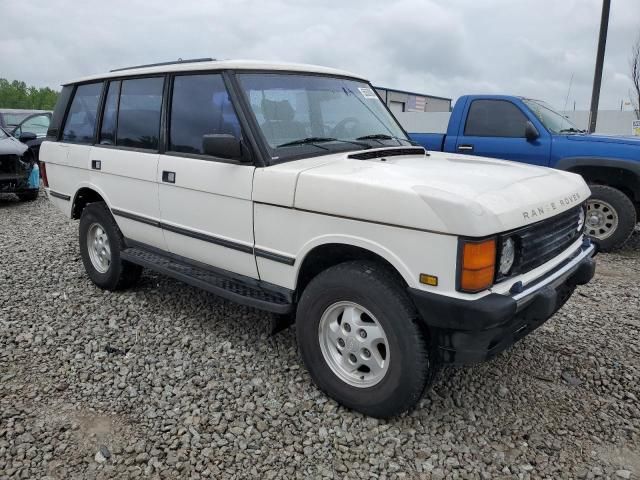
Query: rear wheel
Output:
[[296, 261, 437, 418], [79, 202, 142, 290], [586, 185, 636, 252]]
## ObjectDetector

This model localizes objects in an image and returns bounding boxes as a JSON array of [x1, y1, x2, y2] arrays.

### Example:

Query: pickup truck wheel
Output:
[[79, 202, 142, 290], [586, 185, 636, 252], [296, 261, 436, 418]]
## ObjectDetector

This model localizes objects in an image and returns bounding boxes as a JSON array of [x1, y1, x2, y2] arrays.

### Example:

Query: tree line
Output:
[[0, 79, 59, 110]]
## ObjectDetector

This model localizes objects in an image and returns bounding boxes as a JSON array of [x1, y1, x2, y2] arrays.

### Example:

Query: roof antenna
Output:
[[560, 73, 574, 132]]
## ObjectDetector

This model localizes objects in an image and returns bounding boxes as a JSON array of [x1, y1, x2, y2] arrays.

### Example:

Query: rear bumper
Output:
[[409, 241, 596, 365]]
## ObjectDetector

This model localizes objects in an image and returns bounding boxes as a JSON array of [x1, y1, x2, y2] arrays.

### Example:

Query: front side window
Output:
[[62, 82, 103, 143], [99, 81, 121, 145], [464, 99, 528, 137], [116, 77, 164, 150], [237, 73, 409, 163], [169, 74, 241, 155]]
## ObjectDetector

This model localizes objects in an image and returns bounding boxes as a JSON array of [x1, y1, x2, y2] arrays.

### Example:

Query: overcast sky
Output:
[[1, 0, 639, 110]]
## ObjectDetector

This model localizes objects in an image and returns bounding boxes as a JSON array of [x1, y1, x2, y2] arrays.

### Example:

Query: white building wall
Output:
[[396, 110, 640, 135]]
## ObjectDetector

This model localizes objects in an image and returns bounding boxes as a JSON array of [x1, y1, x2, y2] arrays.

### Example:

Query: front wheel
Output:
[[296, 261, 437, 418], [586, 185, 636, 252]]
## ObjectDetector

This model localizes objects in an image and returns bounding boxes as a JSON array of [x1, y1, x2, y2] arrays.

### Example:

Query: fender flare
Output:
[[554, 157, 640, 200], [293, 234, 417, 289], [71, 182, 112, 218]]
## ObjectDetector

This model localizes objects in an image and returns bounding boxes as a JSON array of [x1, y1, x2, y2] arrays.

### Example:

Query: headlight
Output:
[[577, 205, 586, 232], [498, 237, 515, 276]]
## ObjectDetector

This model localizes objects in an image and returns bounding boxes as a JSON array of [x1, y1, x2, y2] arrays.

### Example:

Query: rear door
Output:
[[454, 99, 551, 166], [89, 76, 166, 250], [158, 72, 258, 278]]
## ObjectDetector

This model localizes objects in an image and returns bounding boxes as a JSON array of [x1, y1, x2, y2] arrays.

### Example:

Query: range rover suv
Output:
[[40, 59, 596, 417]]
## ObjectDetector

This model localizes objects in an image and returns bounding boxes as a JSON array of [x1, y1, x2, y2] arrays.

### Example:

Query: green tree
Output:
[[0, 79, 59, 110]]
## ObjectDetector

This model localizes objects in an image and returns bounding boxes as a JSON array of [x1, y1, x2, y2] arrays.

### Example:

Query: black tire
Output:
[[587, 185, 636, 252], [296, 261, 437, 418], [17, 190, 39, 201], [79, 202, 142, 290]]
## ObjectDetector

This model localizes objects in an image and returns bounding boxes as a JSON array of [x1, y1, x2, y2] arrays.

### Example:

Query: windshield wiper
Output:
[[277, 137, 371, 149], [559, 128, 586, 134], [356, 133, 416, 145]]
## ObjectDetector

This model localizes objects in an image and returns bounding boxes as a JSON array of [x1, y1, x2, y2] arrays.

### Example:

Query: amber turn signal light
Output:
[[459, 238, 496, 293]]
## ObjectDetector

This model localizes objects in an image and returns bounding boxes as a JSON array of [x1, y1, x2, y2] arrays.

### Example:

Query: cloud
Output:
[[0, 0, 638, 110]]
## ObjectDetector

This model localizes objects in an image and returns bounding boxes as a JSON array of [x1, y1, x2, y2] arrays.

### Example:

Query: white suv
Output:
[[41, 59, 596, 417]]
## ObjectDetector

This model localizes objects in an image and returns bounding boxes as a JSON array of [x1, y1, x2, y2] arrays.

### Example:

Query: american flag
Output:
[[406, 95, 427, 112]]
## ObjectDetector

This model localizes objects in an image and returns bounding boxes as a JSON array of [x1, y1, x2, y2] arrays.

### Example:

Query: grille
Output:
[[499, 204, 584, 279]]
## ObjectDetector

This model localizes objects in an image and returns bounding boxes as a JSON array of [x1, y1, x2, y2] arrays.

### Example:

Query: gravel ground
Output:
[[1, 192, 639, 480]]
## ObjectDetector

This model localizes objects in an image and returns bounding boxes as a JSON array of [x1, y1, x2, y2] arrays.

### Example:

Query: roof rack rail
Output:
[[110, 58, 215, 73]]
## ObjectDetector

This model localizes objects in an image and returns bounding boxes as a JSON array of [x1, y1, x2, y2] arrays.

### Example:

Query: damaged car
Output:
[[0, 126, 40, 201]]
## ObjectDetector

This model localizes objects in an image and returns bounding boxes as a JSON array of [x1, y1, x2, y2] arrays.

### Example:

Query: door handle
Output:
[[91, 160, 101, 170], [457, 144, 474, 152], [162, 171, 176, 183]]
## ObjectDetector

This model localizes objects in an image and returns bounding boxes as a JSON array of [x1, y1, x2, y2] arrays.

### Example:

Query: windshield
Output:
[[237, 73, 409, 163], [522, 99, 583, 134], [0, 127, 8, 139]]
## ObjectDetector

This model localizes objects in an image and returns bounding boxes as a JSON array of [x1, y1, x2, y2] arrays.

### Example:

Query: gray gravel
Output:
[[1, 192, 639, 480]]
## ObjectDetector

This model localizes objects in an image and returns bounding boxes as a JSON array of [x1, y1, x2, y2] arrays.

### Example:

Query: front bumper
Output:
[[409, 241, 596, 365]]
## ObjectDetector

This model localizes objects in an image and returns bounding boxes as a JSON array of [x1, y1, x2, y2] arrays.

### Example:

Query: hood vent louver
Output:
[[348, 147, 426, 160]]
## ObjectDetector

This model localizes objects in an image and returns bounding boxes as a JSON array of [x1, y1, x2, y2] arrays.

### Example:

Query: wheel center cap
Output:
[[345, 337, 357, 352], [588, 214, 601, 226]]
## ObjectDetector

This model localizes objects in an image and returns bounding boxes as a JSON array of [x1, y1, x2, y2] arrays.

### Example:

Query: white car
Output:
[[41, 59, 596, 417]]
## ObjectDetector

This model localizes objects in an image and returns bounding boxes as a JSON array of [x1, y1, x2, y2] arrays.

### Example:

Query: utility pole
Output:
[[588, 0, 611, 133]]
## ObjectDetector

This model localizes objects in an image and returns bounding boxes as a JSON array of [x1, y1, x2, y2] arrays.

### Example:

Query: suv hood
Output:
[[565, 133, 640, 147], [290, 149, 590, 237]]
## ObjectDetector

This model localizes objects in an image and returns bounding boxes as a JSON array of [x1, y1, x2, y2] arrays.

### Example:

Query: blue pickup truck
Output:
[[409, 95, 639, 252]]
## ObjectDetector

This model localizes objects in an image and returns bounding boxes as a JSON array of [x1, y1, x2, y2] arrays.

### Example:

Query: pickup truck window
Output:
[[522, 99, 582, 134], [464, 99, 527, 137], [237, 73, 408, 162]]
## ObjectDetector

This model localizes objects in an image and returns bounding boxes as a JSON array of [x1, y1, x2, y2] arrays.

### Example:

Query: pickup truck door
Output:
[[157, 73, 259, 279], [453, 99, 551, 166]]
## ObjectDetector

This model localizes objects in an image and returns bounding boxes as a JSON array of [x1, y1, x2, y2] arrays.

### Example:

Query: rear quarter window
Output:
[[48, 86, 73, 139], [62, 82, 103, 144]]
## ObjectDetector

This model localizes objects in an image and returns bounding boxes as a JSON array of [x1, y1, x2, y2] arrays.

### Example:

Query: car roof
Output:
[[64, 60, 368, 85]]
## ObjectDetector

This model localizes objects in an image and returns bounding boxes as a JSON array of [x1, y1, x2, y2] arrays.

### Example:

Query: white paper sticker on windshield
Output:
[[358, 87, 378, 99]]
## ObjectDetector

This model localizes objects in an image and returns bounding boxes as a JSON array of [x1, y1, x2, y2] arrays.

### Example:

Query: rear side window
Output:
[[116, 77, 164, 150], [169, 74, 242, 155], [62, 82, 103, 144], [99, 81, 121, 145], [464, 100, 528, 137]]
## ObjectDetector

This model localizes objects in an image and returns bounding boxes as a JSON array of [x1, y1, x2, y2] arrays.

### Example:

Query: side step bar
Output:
[[121, 246, 293, 314]]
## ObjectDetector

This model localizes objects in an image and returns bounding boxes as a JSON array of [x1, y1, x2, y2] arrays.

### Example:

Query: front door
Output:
[[158, 72, 258, 278]]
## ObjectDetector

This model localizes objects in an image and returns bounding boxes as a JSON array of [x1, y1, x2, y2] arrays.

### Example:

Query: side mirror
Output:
[[202, 134, 243, 160], [19, 132, 37, 143], [525, 121, 539, 141]]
